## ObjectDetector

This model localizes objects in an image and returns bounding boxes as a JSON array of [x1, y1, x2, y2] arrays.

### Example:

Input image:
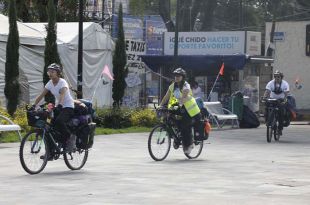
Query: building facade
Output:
[[266, 21, 310, 109]]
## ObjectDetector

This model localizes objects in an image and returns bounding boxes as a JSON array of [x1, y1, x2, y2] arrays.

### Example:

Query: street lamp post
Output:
[[77, 0, 83, 99], [102, 0, 105, 28], [173, 0, 180, 67]]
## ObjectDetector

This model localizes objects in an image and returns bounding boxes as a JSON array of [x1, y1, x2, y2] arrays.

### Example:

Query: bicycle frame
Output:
[[159, 109, 184, 146], [265, 99, 281, 127], [34, 124, 64, 156]]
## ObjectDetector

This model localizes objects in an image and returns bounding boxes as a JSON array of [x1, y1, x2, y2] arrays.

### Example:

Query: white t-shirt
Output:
[[45, 78, 74, 108], [192, 86, 204, 99], [266, 79, 289, 99]]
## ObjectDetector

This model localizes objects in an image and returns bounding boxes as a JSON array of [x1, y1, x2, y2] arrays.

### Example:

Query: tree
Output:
[[4, 0, 20, 116], [57, 0, 79, 22], [112, 3, 127, 107], [44, 0, 61, 103], [16, 0, 31, 22]]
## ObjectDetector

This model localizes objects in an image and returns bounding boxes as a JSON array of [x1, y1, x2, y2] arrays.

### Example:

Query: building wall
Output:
[[266, 21, 310, 109]]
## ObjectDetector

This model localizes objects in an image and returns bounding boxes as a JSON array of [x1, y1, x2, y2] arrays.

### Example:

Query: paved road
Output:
[[1, 125, 310, 205]]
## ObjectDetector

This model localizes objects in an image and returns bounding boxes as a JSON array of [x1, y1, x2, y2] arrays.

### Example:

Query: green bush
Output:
[[130, 108, 158, 127], [0, 105, 31, 141], [95, 107, 158, 128], [0, 105, 30, 132], [95, 107, 134, 129]]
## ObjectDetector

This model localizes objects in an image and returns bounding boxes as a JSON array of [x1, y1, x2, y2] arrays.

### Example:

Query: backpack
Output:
[[240, 105, 260, 128]]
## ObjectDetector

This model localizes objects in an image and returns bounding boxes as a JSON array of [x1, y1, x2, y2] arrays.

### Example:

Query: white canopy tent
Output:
[[0, 14, 114, 108]]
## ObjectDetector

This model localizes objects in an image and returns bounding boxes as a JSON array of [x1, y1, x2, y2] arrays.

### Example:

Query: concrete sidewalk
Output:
[[0, 125, 310, 205]]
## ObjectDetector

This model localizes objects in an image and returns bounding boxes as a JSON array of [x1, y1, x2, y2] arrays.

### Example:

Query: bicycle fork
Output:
[[31, 130, 45, 154]]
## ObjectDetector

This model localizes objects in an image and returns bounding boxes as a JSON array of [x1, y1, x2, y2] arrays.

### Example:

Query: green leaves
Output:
[[4, 0, 20, 116]]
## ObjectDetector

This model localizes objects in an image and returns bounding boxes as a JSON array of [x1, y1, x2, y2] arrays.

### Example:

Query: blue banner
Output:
[[144, 16, 167, 55]]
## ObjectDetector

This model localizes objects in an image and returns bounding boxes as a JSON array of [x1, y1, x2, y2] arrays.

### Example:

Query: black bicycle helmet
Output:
[[47, 63, 62, 73], [274, 70, 284, 78], [172, 67, 186, 77]]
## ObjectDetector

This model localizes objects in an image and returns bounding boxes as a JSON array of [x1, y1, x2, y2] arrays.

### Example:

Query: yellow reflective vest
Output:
[[168, 82, 200, 117]]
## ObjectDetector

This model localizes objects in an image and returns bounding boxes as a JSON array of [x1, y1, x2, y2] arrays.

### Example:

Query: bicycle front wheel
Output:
[[19, 130, 48, 175], [266, 111, 275, 143], [64, 149, 88, 170], [148, 124, 171, 161], [266, 126, 273, 143], [274, 121, 280, 141]]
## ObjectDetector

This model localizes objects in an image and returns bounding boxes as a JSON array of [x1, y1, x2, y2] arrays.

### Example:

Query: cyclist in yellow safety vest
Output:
[[159, 68, 201, 154]]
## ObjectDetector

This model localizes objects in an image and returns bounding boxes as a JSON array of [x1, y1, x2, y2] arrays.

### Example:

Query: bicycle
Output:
[[19, 104, 96, 174], [148, 106, 208, 161], [263, 98, 286, 143]]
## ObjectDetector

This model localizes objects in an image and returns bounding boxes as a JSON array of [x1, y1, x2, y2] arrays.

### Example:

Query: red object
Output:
[[219, 63, 224, 76], [101, 65, 114, 80], [290, 109, 297, 120], [204, 120, 211, 134], [47, 103, 54, 112]]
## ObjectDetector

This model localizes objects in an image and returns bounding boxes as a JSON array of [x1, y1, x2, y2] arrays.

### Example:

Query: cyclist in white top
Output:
[[34, 63, 76, 152], [263, 70, 290, 135]]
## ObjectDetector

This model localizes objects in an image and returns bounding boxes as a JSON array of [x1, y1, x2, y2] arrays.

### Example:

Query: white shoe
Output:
[[184, 144, 194, 154]]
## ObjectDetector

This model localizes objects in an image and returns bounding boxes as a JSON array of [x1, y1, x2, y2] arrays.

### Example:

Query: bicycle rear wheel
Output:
[[148, 124, 171, 161], [64, 149, 88, 170], [184, 140, 204, 159], [19, 130, 48, 174]]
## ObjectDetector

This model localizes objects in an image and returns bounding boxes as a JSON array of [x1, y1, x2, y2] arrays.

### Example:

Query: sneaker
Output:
[[40, 154, 53, 161], [183, 144, 194, 154], [66, 134, 77, 152]]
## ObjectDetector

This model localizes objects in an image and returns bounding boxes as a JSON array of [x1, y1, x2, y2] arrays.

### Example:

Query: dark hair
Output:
[[174, 79, 185, 91]]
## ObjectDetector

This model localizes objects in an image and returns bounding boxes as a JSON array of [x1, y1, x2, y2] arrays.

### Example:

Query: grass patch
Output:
[[0, 132, 22, 143], [0, 126, 152, 143]]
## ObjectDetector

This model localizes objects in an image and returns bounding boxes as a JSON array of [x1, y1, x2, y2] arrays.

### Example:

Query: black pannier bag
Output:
[[193, 120, 209, 141], [75, 99, 96, 120], [27, 110, 48, 128], [76, 122, 96, 149], [240, 105, 260, 128]]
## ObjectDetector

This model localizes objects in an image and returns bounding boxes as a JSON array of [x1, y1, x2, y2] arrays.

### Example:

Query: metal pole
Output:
[[77, 0, 83, 99], [173, 0, 179, 67], [239, 0, 243, 30], [102, 0, 105, 28]]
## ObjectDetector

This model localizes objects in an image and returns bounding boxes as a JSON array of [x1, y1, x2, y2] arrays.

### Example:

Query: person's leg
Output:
[[54, 108, 74, 141], [180, 107, 193, 149], [278, 105, 284, 134]]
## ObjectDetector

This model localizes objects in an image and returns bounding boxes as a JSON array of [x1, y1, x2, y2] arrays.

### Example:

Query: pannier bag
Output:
[[193, 120, 209, 141], [76, 122, 96, 149], [76, 99, 96, 120]]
